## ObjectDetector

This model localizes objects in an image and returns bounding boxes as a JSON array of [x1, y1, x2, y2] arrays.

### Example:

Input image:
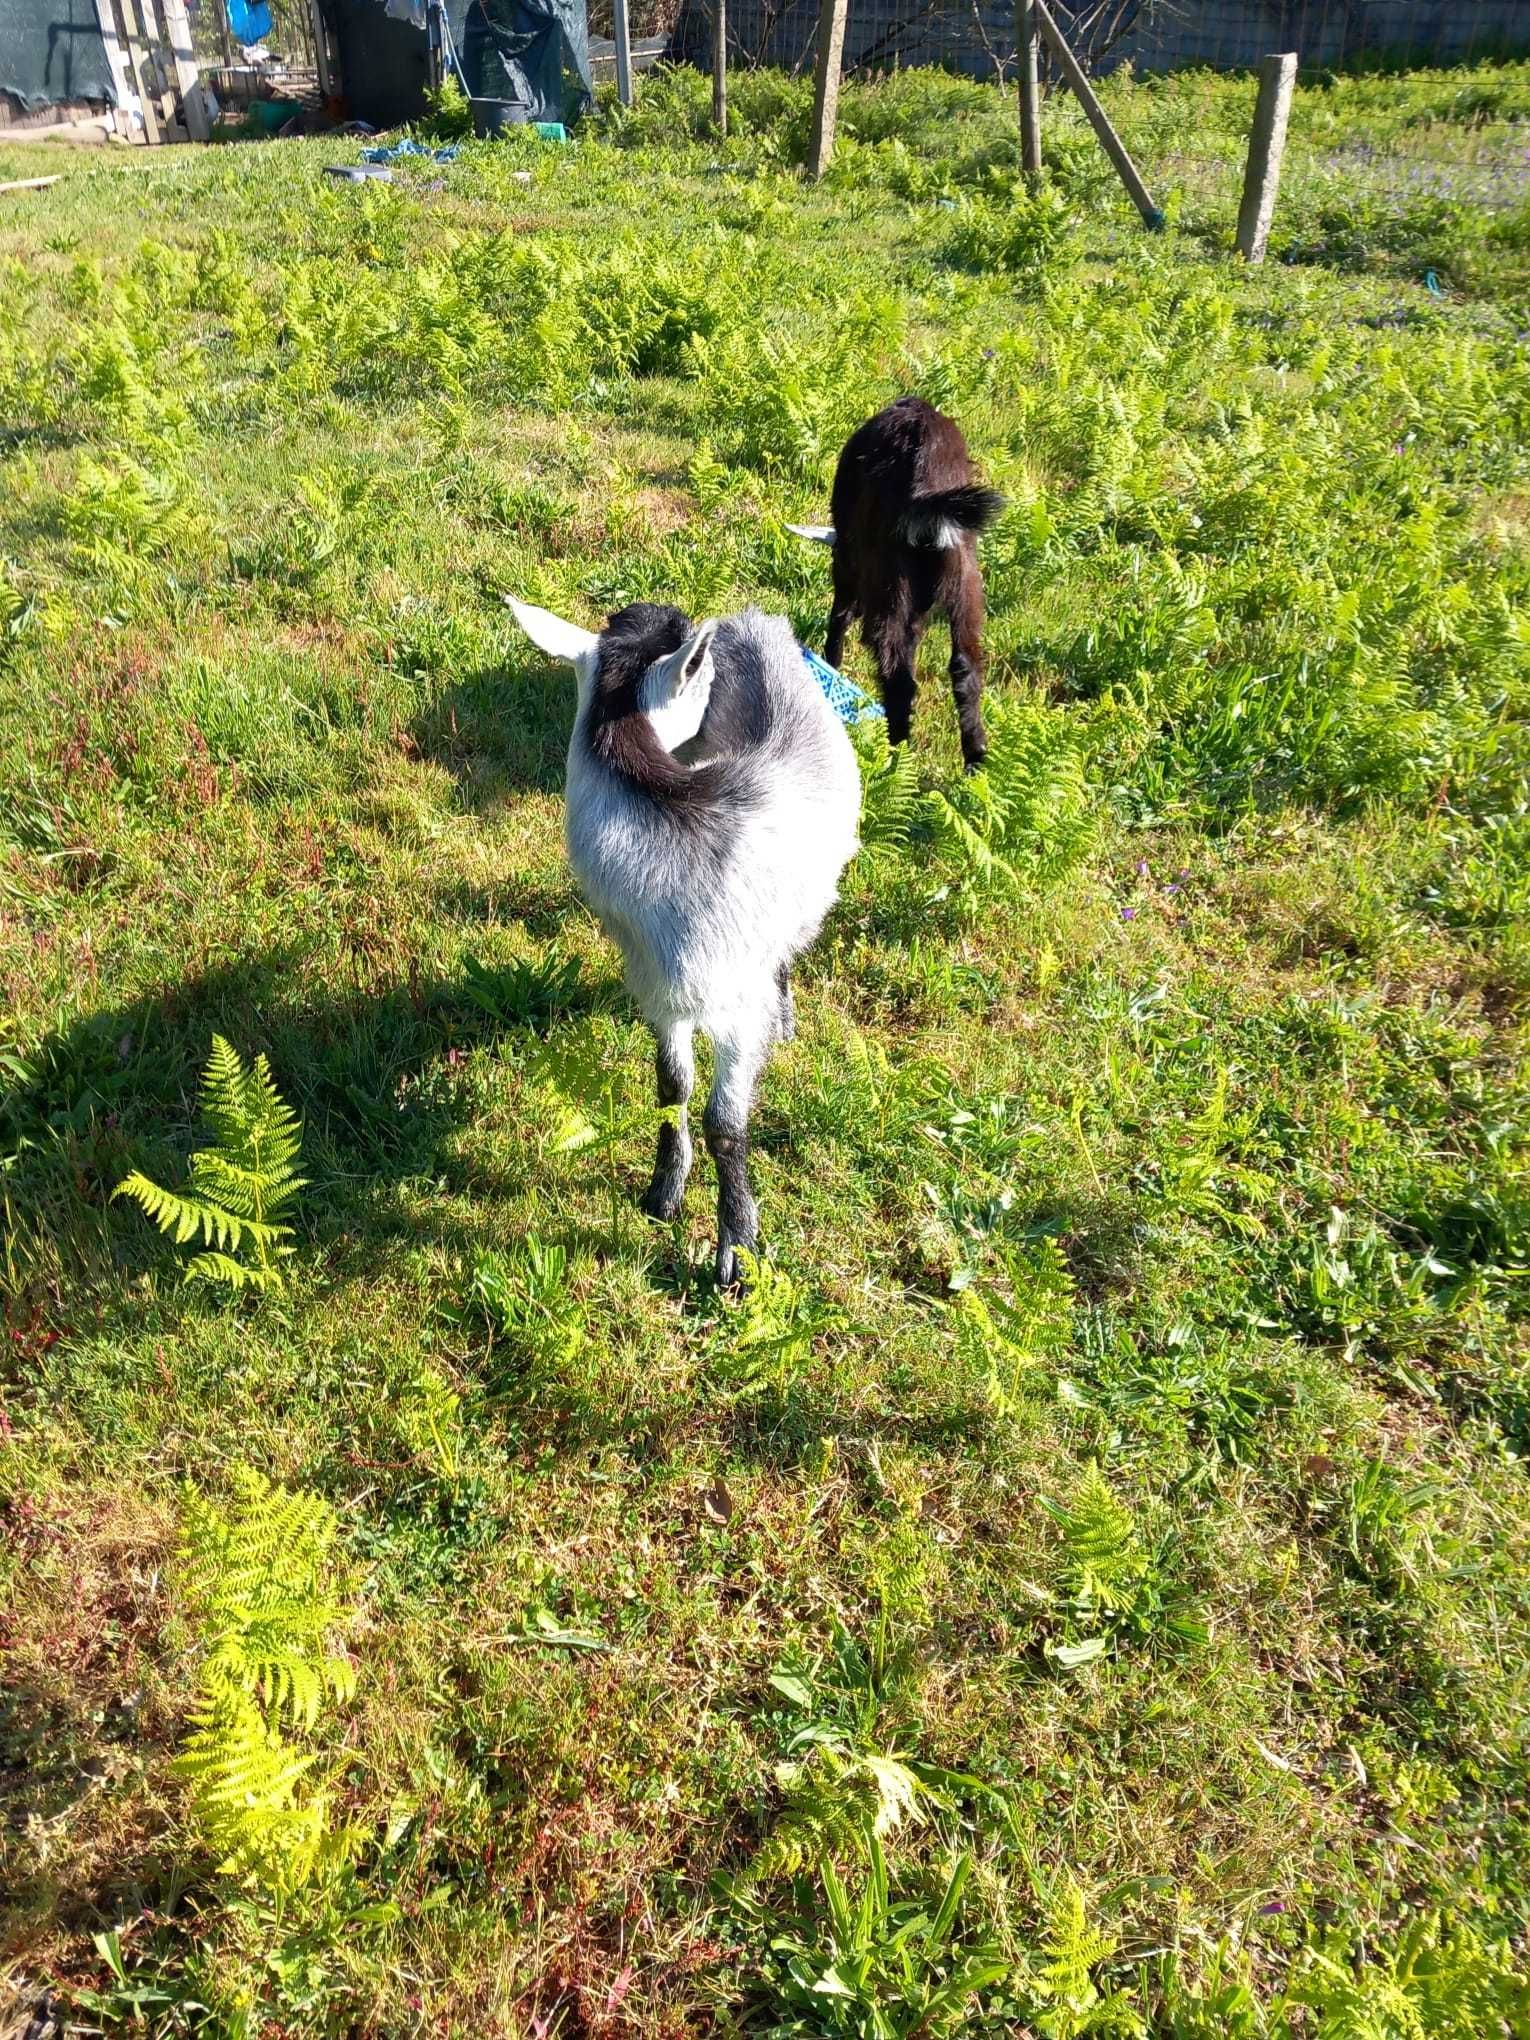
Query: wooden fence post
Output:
[[1017, 0, 1041, 181], [93, 0, 143, 140], [1235, 52, 1297, 263], [309, 0, 338, 102], [713, 0, 727, 136], [612, 0, 634, 107], [1032, 0, 1161, 228], [807, 0, 849, 180]]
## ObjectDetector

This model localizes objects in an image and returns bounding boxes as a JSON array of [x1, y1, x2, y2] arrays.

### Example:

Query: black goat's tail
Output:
[[897, 484, 1006, 549]]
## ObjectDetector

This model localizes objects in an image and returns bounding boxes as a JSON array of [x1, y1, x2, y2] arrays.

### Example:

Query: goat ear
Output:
[[503, 595, 598, 667], [675, 618, 718, 688], [786, 523, 836, 544]]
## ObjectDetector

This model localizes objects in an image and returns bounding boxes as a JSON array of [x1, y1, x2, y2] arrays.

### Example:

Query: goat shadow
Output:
[[0, 945, 624, 1316], [412, 644, 574, 804]]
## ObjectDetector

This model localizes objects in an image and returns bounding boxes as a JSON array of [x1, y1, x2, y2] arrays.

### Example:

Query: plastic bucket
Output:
[[471, 97, 532, 138]]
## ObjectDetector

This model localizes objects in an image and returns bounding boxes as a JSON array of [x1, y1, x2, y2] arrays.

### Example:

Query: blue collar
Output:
[[800, 645, 884, 725]]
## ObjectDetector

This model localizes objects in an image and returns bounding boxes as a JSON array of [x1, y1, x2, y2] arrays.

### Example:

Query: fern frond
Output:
[[743, 1742, 930, 1886], [1035, 1875, 1119, 2020], [174, 1468, 359, 1898], [172, 1690, 353, 1895], [113, 1036, 305, 1296], [857, 739, 922, 863], [184, 1249, 287, 1292], [112, 1173, 283, 1254], [1044, 1463, 1147, 1613]]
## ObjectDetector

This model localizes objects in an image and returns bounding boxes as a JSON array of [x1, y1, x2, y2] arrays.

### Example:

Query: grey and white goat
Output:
[[506, 596, 861, 1285]]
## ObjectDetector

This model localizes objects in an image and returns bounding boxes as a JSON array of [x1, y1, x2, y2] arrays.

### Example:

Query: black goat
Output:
[[791, 397, 1003, 770]]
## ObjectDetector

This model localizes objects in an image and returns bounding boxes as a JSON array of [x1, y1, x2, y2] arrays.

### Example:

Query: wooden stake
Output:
[[612, 0, 634, 107], [1032, 0, 1161, 228], [1017, 0, 1041, 180], [0, 176, 63, 193], [157, 0, 211, 140], [1236, 51, 1297, 264], [807, 0, 849, 180], [713, 0, 727, 137]]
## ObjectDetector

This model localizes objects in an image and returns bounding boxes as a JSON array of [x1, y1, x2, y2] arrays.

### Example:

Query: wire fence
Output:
[[666, 0, 1530, 84]]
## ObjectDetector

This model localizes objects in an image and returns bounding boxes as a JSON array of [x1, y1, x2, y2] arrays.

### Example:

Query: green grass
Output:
[[1, 55, 1528, 2036]]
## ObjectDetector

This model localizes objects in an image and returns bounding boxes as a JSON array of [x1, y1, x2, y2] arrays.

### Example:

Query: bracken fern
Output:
[[114, 1034, 305, 1293], [173, 1468, 359, 1899]]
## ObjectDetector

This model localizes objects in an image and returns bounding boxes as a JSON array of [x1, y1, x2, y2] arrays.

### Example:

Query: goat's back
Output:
[[566, 608, 859, 1032], [830, 396, 974, 536]]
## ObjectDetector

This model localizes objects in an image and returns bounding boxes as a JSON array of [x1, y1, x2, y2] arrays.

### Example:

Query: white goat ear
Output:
[[673, 618, 718, 688], [504, 595, 598, 667], [643, 619, 718, 752], [786, 523, 836, 544]]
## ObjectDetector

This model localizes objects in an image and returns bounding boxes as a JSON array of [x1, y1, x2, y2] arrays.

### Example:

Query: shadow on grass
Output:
[[412, 652, 572, 803], [0, 946, 620, 1317]]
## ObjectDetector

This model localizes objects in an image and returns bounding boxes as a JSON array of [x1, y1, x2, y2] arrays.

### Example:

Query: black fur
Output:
[[898, 483, 1006, 547], [824, 397, 1002, 770]]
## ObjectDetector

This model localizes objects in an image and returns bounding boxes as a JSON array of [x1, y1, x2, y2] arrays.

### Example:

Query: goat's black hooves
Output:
[[714, 1243, 749, 1292], [643, 1181, 686, 1222], [963, 751, 988, 775]]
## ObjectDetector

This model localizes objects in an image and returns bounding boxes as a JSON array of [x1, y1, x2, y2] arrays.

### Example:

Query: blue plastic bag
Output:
[[227, 0, 273, 44]]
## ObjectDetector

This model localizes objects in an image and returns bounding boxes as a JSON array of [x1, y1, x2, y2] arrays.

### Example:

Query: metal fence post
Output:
[[714, 0, 727, 136]]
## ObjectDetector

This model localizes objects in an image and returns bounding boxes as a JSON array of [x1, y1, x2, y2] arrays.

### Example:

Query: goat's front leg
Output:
[[705, 1014, 771, 1288], [825, 556, 856, 669], [643, 1020, 695, 1222]]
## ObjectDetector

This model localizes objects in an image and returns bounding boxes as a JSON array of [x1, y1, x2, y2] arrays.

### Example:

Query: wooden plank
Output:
[[612, 0, 634, 106], [0, 176, 63, 193], [157, 0, 211, 140], [136, 0, 177, 124], [713, 0, 727, 137], [807, 0, 849, 179], [113, 0, 163, 145], [1017, 0, 1041, 179], [309, 0, 337, 100], [93, 0, 144, 141], [1032, 0, 1161, 227], [1235, 52, 1298, 264]]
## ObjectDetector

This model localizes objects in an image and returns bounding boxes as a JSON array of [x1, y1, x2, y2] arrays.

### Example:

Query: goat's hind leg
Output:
[[644, 1020, 695, 1222], [775, 960, 796, 1043], [946, 555, 989, 771], [705, 1011, 772, 1288]]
